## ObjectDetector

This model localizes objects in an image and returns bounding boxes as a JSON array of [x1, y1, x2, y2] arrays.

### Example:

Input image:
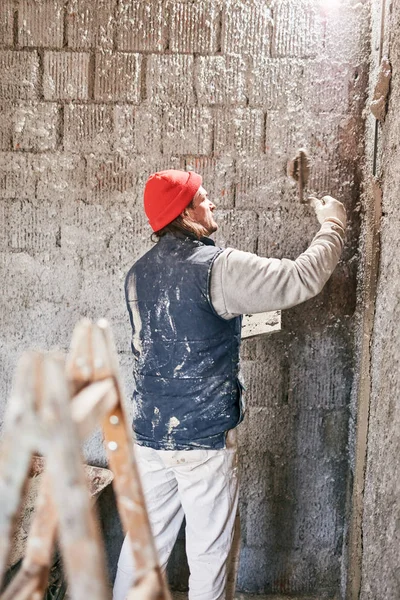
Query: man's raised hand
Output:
[[308, 195, 347, 229]]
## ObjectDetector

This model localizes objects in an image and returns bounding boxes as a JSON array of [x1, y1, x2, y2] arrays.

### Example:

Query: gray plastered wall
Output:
[[0, 0, 372, 597]]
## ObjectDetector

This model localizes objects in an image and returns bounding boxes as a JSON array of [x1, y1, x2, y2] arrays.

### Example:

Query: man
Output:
[[113, 169, 346, 600]]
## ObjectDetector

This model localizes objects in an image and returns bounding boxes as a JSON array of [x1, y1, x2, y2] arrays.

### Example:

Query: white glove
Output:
[[309, 195, 347, 229]]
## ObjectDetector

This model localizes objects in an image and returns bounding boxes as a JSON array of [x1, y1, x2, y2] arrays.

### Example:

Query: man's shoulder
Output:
[[126, 236, 225, 281], [125, 243, 157, 281]]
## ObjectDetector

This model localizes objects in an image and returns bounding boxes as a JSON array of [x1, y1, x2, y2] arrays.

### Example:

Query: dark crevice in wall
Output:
[[88, 52, 96, 101], [12, 4, 18, 48]]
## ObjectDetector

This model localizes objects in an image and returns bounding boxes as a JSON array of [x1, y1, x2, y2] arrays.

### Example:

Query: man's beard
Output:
[[203, 219, 218, 236]]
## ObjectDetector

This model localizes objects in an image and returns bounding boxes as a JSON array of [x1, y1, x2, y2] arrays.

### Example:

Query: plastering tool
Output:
[[287, 147, 311, 204]]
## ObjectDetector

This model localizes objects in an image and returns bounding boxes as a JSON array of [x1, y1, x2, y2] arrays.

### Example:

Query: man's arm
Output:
[[210, 197, 346, 319]]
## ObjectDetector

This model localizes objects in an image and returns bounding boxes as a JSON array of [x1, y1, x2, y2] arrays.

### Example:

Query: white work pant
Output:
[[113, 437, 239, 600]]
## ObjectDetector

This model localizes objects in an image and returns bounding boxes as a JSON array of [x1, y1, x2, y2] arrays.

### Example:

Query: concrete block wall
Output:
[[0, 0, 370, 596]]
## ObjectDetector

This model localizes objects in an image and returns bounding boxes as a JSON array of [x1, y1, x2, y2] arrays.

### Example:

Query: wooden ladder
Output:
[[0, 319, 171, 600]]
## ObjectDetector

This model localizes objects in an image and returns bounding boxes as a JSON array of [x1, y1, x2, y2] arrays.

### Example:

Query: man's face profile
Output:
[[185, 186, 218, 236]]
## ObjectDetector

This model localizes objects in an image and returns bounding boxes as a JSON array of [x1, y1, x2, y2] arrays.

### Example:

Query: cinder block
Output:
[[43, 51, 89, 101], [271, 0, 321, 58], [248, 58, 304, 109], [75, 269, 128, 355], [245, 332, 287, 363], [0, 152, 36, 199], [6, 199, 60, 252], [0, 103, 13, 150], [116, 0, 166, 52], [107, 208, 151, 270], [241, 358, 288, 408], [146, 55, 194, 105], [163, 106, 213, 156], [240, 337, 263, 362], [18, 0, 64, 48], [0, 203, 6, 249], [293, 459, 339, 514], [265, 110, 307, 179], [75, 202, 147, 269], [257, 204, 318, 260], [0, 0, 14, 46], [2, 297, 79, 351], [307, 115, 342, 196], [87, 153, 137, 204], [94, 52, 141, 102], [214, 108, 264, 155], [64, 104, 114, 153], [247, 406, 292, 460], [291, 501, 340, 551], [0, 346, 18, 417], [168, 0, 220, 54], [113, 105, 134, 152], [265, 110, 305, 156], [237, 545, 331, 594], [295, 410, 324, 457], [14, 251, 81, 307], [322, 409, 348, 458], [222, 0, 272, 56], [195, 55, 247, 106], [238, 437, 275, 501], [235, 156, 284, 210], [287, 334, 350, 410], [213, 209, 258, 253], [244, 496, 277, 548], [66, 0, 115, 49], [114, 104, 162, 155], [303, 60, 351, 114], [269, 554, 319, 595], [0, 51, 39, 100], [0, 342, 24, 412], [61, 200, 112, 271], [184, 156, 235, 209], [13, 103, 59, 151], [35, 153, 87, 201], [323, 3, 370, 64]]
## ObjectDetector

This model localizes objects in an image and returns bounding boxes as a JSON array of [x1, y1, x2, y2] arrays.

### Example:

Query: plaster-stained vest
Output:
[[125, 232, 243, 450]]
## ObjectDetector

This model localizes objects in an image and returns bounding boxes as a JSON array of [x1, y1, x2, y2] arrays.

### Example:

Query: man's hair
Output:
[[152, 198, 208, 241]]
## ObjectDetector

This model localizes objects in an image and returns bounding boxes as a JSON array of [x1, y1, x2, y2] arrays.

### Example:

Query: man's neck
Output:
[[165, 230, 215, 246]]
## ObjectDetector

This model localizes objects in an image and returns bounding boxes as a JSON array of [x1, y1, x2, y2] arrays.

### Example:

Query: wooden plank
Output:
[[71, 378, 118, 439], [1, 472, 55, 600], [0, 352, 43, 583], [41, 353, 110, 600], [66, 318, 116, 395], [241, 311, 281, 338], [97, 320, 171, 599]]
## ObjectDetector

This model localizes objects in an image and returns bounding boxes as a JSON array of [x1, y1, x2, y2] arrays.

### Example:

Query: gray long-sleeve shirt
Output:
[[210, 220, 345, 319]]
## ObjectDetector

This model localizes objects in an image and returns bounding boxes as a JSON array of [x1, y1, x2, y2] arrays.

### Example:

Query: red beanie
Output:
[[144, 169, 202, 232]]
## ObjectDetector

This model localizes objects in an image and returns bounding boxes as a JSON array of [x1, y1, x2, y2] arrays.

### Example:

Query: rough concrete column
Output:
[[355, 1, 400, 598]]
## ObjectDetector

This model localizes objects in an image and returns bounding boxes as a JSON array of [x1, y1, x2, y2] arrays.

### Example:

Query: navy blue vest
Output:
[[125, 232, 243, 450]]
